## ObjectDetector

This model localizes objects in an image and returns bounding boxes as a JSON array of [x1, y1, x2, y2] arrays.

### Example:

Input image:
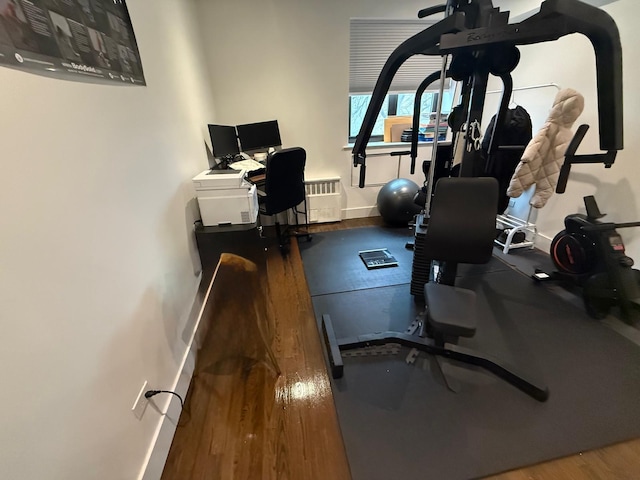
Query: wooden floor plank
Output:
[[161, 216, 639, 480], [161, 242, 350, 480], [486, 438, 640, 480]]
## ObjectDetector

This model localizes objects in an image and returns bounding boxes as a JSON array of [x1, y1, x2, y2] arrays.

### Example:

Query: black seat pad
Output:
[[425, 283, 477, 338]]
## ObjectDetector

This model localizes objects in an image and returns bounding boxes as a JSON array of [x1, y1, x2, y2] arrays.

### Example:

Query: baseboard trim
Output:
[[535, 232, 553, 253], [343, 206, 379, 220], [137, 267, 218, 480]]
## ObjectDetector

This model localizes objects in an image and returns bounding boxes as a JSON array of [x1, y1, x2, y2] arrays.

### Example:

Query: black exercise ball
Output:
[[377, 178, 422, 225]]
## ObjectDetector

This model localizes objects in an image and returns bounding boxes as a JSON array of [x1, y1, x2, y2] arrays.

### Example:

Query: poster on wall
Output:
[[0, 0, 145, 85]]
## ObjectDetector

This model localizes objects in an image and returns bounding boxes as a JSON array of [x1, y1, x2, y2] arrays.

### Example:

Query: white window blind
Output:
[[350, 18, 447, 94]]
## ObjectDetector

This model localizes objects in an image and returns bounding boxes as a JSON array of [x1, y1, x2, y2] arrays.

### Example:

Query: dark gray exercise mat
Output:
[[302, 227, 640, 480], [299, 226, 509, 296]]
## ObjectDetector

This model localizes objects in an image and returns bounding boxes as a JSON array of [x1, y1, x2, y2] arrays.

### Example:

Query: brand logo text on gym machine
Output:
[[466, 28, 520, 44]]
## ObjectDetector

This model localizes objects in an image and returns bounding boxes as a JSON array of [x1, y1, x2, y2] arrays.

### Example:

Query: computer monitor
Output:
[[208, 124, 240, 159], [236, 120, 282, 152]]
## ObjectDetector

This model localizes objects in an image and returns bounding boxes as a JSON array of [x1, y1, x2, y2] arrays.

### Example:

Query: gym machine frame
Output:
[[322, 0, 624, 402], [352, 0, 623, 188]]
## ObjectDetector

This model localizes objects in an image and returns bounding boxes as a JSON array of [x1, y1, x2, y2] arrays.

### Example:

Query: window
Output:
[[349, 18, 456, 143], [348, 90, 455, 143], [349, 94, 389, 139]]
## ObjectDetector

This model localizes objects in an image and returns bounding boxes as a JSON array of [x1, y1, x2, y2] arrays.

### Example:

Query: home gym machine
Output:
[[321, 0, 623, 402]]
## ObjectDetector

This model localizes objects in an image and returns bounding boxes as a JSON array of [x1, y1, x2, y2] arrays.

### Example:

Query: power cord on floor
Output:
[[145, 390, 184, 409]]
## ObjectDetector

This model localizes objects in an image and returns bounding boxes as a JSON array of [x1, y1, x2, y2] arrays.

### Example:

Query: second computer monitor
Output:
[[236, 120, 281, 152], [208, 124, 240, 159]]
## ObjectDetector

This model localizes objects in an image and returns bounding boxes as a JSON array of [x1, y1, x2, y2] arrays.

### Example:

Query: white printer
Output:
[[192, 169, 259, 226]]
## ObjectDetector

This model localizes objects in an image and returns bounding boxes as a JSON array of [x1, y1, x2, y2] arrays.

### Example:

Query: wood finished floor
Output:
[[161, 217, 640, 480]]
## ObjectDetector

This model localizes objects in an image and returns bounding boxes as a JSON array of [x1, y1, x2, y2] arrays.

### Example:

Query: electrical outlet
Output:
[[131, 380, 149, 420]]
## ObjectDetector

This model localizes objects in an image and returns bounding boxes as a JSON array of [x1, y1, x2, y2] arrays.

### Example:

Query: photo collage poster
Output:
[[0, 0, 145, 85]]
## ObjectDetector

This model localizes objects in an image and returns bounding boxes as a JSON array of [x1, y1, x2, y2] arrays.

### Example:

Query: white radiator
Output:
[[305, 177, 342, 223]]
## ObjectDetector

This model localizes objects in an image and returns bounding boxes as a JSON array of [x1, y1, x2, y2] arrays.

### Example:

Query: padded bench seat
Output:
[[424, 282, 477, 338]]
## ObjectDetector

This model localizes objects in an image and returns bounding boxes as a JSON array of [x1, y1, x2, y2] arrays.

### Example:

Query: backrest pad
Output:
[[423, 177, 499, 264]]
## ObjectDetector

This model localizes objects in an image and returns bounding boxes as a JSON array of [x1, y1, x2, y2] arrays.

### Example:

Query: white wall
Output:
[[0, 1, 215, 479], [196, 0, 637, 254]]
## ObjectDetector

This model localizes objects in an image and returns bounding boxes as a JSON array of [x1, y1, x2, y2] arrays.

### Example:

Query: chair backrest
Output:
[[263, 147, 307, 215], [423, 177, 499, 264]]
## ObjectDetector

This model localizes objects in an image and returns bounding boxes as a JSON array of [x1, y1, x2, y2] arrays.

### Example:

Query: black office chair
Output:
[[322, 177, 549, 402], [257, 147, 311, 251]]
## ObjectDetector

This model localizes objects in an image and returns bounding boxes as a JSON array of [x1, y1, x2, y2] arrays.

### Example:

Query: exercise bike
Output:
[[536, 195, 640, 323]]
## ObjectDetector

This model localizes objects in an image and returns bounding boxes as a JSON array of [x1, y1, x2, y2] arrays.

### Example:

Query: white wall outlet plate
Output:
[[131, 380, 149, 420]]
